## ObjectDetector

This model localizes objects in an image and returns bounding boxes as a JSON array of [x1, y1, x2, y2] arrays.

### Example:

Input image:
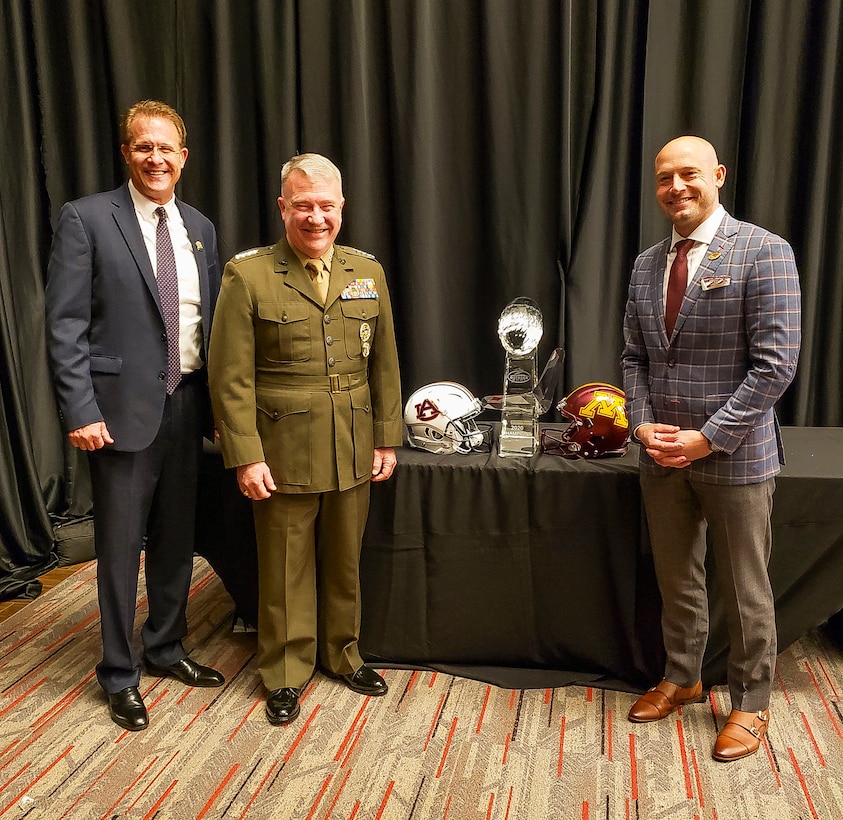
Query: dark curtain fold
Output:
[[1, 0, 841, 596], [734, 0, 843, 425], [0, 0, 60, 597]]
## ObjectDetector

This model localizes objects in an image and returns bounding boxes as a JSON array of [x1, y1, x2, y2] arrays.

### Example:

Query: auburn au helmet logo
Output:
[[413, 398, 442, 421]]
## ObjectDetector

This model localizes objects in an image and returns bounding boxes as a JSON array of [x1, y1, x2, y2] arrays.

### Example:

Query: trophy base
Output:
[[498, 420, 538, 458]]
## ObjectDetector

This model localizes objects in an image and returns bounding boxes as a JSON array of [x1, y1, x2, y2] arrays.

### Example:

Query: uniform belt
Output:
[[256, 371, 368, 393]]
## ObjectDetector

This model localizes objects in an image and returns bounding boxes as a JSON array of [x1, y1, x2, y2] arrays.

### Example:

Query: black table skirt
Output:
[[196, 427, 843, 692]]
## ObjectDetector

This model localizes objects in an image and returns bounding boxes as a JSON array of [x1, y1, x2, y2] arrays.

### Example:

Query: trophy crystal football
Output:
[[496, 297, 544, 457]]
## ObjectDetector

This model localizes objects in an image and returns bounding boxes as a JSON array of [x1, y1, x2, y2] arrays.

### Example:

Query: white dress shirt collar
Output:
[[670, 204, 725, 250], [128, 179, 177, 221]]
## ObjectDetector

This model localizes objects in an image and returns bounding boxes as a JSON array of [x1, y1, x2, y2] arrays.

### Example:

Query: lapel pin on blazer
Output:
[[195, 240, 204, 252], [707, 251, 721, 260]]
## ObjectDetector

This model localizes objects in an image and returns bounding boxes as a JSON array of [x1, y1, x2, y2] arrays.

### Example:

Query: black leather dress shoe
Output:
[[266, 688, 301, 725], [145, 657, 225, 688], [108, 686, 149, 731], [336, 665, 388, 697]]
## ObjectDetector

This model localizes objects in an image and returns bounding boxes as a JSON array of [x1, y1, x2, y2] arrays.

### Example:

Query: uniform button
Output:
[[324, 315, 331, 324], [361, 310, 367, 318], [326, 336, 333, 345], [328, 357, 336, 367], [158, 371, 166, 380], [282, 312, 288, 322]]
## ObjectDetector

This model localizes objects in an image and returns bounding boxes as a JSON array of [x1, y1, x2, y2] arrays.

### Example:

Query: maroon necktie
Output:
[[665, 239, 694, 338], [155, 207, 182, 393]]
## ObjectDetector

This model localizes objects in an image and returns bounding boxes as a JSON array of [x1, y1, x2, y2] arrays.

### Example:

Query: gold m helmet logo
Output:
[[579, 390, 629, 429]]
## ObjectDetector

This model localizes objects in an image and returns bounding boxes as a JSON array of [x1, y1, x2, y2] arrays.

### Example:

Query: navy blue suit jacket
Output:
[[46, 183, 220, 451]]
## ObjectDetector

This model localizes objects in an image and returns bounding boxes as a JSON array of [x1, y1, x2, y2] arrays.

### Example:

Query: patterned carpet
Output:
[[1, 558, 842, 819]]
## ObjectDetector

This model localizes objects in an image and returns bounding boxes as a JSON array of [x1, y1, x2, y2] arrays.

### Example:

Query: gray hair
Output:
[[280, 153, 342, 196]]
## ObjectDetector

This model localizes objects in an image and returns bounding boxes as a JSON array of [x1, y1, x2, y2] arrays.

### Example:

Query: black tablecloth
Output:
[[197, 427, 843, 692]]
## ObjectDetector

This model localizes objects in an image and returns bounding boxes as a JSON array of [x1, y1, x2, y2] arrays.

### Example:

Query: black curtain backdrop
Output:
[[1, 0, 841, 593]]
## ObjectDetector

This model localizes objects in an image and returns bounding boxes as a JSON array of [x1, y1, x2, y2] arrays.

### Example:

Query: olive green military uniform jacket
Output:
[[208, 237, 402, 493]]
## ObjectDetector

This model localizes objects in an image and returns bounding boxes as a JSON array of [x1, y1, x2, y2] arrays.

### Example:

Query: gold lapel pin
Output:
[[708, 251, 721, 260], [195, 241, 204, 252]]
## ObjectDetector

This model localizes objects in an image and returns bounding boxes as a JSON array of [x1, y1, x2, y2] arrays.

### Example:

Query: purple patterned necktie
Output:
[[155, 206, 182, 393]]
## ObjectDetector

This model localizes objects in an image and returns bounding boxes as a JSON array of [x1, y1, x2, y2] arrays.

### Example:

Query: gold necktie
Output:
[[306, 260, 329, 304]]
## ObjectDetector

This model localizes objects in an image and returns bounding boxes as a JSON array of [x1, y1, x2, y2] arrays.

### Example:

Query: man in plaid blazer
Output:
[[621, 136, 801, 761]]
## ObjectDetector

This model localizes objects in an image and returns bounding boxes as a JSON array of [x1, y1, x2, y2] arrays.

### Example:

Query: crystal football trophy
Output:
[[495, 298, 544, 457]]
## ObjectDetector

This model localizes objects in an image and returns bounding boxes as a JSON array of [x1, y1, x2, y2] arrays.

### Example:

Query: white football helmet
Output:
[[404, 382, 491, 454]]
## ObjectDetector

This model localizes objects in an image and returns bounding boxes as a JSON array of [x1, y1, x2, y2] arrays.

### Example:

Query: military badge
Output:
[[360, 322, 372, 343], [340, 278, 378, 300], [362, 341, 371, 358], [234, 247, 263, 261], [342, 245, 377, 261]]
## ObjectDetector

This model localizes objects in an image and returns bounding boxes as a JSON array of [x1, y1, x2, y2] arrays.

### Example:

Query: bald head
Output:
[[656, 136, 720, 169], [655, 136, 726, 236]]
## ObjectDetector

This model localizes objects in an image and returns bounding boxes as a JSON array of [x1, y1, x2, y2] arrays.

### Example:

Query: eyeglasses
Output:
[[129, 143, 181, 158]]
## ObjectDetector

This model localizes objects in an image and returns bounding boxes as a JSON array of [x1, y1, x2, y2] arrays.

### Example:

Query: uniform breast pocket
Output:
[[340, 299, 380, 360], [257, 302, 312, 363]]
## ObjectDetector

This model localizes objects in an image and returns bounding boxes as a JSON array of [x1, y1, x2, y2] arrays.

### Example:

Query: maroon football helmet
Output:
[[540, 382, 629, 459]]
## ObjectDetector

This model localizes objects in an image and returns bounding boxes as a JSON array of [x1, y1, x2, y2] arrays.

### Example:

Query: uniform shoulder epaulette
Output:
[[339, 244, 377, 261], [232, 246, 272, 262]]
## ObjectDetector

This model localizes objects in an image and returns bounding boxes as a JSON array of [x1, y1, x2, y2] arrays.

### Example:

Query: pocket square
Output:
[[700, 275, 730, 291]]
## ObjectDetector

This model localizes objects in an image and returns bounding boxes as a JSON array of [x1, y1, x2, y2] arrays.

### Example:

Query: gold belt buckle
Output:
[[329, 374, 342, 393]]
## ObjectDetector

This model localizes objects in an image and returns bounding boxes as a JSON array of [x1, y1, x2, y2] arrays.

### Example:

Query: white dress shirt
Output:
[[662, 204, 726, 307]]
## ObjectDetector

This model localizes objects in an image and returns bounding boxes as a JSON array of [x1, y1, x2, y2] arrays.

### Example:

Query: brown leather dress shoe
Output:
[[628, 679, 704, 723], [713, 709, 769, 762]]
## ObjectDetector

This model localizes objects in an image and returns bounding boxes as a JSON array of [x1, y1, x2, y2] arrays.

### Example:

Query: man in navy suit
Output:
[[45, 100, 225, 731], [622, 136, 801, 761]]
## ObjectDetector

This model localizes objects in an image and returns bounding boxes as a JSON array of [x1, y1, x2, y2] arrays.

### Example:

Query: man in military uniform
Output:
[[208, 153, 402, 725]]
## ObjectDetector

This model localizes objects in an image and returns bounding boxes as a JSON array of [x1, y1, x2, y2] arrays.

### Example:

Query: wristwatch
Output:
[[704, 435, 724, 453]]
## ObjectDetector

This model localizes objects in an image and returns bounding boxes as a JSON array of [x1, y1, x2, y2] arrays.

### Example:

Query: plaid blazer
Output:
[[622, 212, 801, 485]]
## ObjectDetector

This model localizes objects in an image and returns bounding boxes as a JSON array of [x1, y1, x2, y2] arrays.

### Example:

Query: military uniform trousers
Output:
[[251, 481, 371, 691]]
